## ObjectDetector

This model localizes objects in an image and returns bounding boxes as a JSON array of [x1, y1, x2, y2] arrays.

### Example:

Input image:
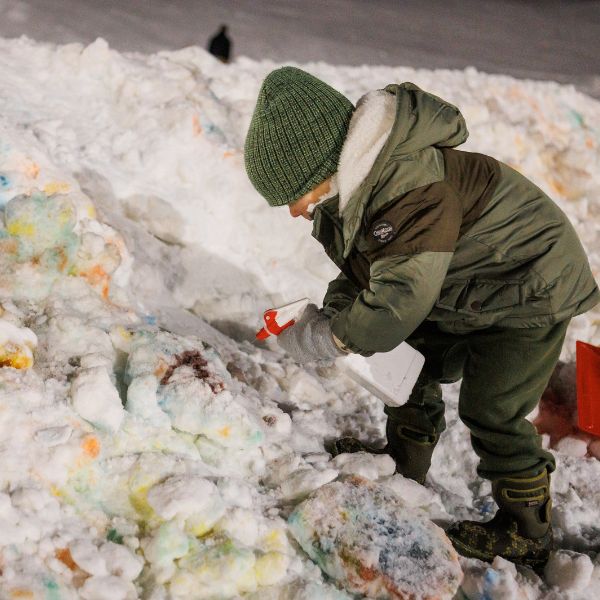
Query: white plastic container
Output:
[[337, 342, 425, 407]]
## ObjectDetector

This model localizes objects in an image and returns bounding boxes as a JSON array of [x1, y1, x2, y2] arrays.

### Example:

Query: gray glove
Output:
[[277, 303, 345, 364]]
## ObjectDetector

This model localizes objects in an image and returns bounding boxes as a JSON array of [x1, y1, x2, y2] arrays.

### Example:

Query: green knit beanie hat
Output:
[[244, 66, 354, 207]]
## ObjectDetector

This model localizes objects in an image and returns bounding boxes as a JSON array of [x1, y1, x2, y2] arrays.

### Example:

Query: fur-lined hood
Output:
[[337, 90, 396, 213], [335, 82, 468, 257]]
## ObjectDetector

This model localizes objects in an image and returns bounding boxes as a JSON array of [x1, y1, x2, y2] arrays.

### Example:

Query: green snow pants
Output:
[[384, 319, 569, 480]]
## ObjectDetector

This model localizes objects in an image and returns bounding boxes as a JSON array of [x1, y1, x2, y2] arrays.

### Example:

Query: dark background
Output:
[[1, 0, 598, 97]]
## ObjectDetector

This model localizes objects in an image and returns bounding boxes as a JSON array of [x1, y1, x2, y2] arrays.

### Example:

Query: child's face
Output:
[[288, 178, 332, 220]]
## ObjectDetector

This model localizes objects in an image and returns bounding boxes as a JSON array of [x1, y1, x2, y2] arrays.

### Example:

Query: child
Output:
[[244, 67, 599, 567]]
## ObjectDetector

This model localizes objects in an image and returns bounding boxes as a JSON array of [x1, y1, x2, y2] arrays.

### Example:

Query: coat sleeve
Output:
[[329, 252, 453, 355], [329, 181, 463, 355], [322, 272, 361, 318]]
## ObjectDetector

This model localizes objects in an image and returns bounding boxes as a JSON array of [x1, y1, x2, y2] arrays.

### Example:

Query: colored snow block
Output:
[[4, 578, 68, 600], [214, 507, 260, 547], [170, 538, 257, 598], [288, 477, 462, 600], [159, 387, 263, 448], [74, 219, 132, 300], [0, 319, 37, 369], [254, 551, 290, 586], [146, 475, 223, 528], [143, 521, 190, 583], [0, 170, 29, 207], [125, 330, 263, 448], [4, 191, 78, 265], [460, 557, 523, 600]]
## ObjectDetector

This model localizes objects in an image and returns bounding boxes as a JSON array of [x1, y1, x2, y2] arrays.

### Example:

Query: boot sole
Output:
[[448, 533, 549, 572]]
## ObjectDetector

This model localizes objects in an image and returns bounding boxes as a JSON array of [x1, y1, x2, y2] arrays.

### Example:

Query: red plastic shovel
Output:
[[577, 340, 600, 437]]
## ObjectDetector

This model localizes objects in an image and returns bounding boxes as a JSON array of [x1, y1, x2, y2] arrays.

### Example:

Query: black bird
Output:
[[208, 25, 232, 63]]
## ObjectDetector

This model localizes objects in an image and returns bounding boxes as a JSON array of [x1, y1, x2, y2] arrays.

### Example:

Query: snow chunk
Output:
[[381, 474, 446, 512], [217, 478, 254, 509], [280, 466, 338, 501], [254, 551, 290, 586], [170, 538, 257, 598], [545, 550, 594, 592], [555, 436, 589, 457], [286, 370, 331, 408], [70, 540, 108, 576], [461, 557, 529, 600], [34, 424, 72, 446], [161, 388, 263, 448], [125, 373, 170, 427], [79, 575, 137, 600], [146, 475, 221, 520], [99, 541, 143, 580], [589, 439, 600, 460], [71, 366, 125, 432], [143, 521, 189, 584], [331, 451, 395, 480], [0, 492, 28, 544], [214, 507, 260, 546], [288, 477, 462, 600]]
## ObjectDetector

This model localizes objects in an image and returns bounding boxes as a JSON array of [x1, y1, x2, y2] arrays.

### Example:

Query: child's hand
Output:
[[277, 304, 345, 364]]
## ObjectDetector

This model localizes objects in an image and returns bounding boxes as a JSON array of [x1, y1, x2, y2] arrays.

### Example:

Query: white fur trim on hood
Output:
[[337, 90, 397, 214]]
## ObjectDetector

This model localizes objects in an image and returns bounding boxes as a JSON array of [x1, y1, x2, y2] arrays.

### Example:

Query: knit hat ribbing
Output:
[[244, 67, 354, 207]]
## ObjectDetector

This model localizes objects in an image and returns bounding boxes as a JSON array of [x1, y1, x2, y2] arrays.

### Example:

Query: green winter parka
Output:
[[312, 83, 599, 355]]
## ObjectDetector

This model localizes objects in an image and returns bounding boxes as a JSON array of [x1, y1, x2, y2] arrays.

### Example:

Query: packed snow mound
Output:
[[289, 477, 462, 600], [0, 119, 312, 598], [0, 34, 598, 600], [0, 87, 364, 598]]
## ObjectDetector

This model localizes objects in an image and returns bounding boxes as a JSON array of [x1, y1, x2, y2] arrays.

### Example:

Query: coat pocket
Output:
[[436, 279, 522, 313]]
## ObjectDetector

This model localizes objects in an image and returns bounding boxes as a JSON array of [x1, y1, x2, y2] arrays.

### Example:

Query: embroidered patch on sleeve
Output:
[[371, 219, 395, 244]]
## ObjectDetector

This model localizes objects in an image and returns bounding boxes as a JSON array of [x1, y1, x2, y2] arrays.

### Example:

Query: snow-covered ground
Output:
[[0, 35, 598, 599]]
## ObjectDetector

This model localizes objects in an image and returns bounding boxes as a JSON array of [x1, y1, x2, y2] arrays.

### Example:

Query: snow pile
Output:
[[0, 109, 360, 599], [0, 34, 598, 599], [289, 476, 462, 599]]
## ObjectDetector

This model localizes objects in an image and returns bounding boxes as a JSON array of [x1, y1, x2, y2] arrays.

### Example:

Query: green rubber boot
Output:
[[330, 417, 439, 484], [446, 470, 553, 569], [331, 372, 442, 484], [384, 418, 439, 484]]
